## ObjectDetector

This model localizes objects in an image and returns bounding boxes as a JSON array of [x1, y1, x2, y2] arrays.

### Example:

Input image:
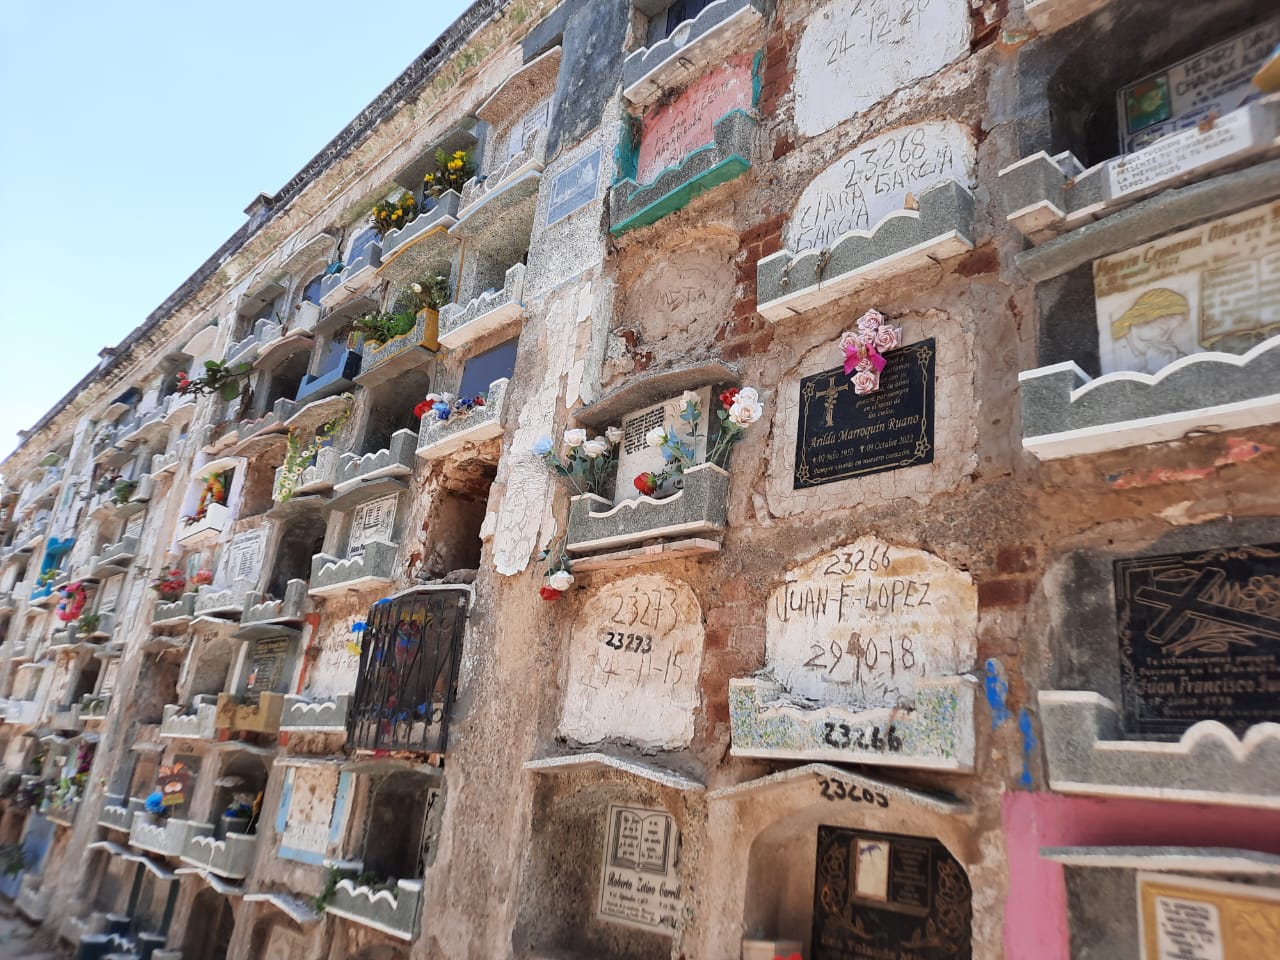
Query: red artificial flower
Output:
[[473, 395, 485, 407], [539, 585, 563, 601], [634, 473, 659, 496], [719, 387, 740, 409], [413, 400, 432, 419]]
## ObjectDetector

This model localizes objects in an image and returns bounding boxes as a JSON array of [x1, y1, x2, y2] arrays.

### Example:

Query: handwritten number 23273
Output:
[[602, 632, 653, 654]]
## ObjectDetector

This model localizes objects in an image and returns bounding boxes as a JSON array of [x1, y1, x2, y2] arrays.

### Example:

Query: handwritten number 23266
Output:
[[823, 721, 903, 753]]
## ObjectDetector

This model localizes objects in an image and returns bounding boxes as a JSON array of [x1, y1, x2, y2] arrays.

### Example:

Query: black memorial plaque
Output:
[[794, 340, 935, 489], [812, 826, 971, 960], [1115, 543, 1280, 737]]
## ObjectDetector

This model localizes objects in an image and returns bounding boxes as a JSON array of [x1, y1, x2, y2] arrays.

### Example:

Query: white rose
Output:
[[735, 387, 759, 404], [582, 437, 609, 458], [563, 428, 587, 447], [546, 569, 574, 591], [680, 390, 701, 407], [411, 283, 423, 294], [605, 426, 623, 445], [645, 426, 668, 448], [729, 398, 763, 426]]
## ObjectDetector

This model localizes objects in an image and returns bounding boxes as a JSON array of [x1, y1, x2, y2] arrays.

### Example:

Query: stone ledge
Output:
[[296, 350, 362, 406], [758, 179, 975, 321], [333, 429, 418, 492], [320, 242, 383, 308], [1039, 691, 1280, 809], [566, 462, 729, 555], [215, 691, 285, 734], [729, 676, 976, 773], [1023, 0, 1116, 34], [610, 109, 756, 236], [151, 592, 196, 626], [438, 264, 526, 349], [160, 700, 219, 740], [417, 378, 508, 460], [623, 0, 765, 106], [240, 579, 309, 628], [1019, 335, 1280, 460], [325, 878, 423, 941], [181, 830, 258, 880], [379, 191, 462, 264], [573, 362, 739, 429], [999, 98, 1280, 244], [129, 814, 214, 858], [281, 694, 350, 732], [356, 309, 440, 386], [309, 541, 398, 597], [274, 446, 342, 502]]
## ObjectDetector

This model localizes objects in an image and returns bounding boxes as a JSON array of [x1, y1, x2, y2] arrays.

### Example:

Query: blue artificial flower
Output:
[[533, 436, 553, 456], [145, 791, 166, 815], [351, 621, 366, 633], [433, 401, 451, 421], [374, 598, 392, 606]]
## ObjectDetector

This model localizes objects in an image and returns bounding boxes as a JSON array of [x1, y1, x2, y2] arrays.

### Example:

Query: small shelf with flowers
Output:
[[544, 366, 762, 571]]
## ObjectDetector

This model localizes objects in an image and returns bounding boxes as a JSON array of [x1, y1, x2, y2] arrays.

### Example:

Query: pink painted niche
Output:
[[1001, 791, 1280, 960], [635, 52, 755, 186]]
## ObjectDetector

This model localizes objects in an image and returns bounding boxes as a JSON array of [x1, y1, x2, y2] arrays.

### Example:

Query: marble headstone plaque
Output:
[[220, 527, 268, 587], [596, 803, 681, 934], [547, 147, 602, 225], [614, 387, 711, 505], [787, 122, 974, 253], [813, 826, 971, 960], [635, 52, 754, 185], [795, 0, 970, 137], [560, 574, 705, 748], [1094, 199, 1280, 375], [347, 493, 398, 559], [279, 765, 339, 861], [1117, 17, 1280, 153], [794, 340, 935, 489], [1116, 542, 1280, 737], [731, 539, 977, 770], [1139, 874, 1280, 960]]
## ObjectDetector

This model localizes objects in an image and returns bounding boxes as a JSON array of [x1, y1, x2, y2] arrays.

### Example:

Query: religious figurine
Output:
[[840, 309, 902, 394]]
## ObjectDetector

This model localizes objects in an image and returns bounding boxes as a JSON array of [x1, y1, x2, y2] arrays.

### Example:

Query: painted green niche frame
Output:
[[608, 49, 763, 236]]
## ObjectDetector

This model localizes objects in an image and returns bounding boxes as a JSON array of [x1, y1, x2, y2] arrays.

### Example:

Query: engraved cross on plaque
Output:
[[1135, 568, 1280, 645], [811, 375, 849, 429]]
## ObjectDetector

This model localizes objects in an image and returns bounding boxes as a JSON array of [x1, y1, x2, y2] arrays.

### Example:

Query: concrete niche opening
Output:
[[268, 509, 326, 597], [420, 465, 496, 579], [182, 885, 236, 960], [359, 367, 433, 457], [210, 751, 269, 835], [183, 636, 235, 703], [360, 770, 436, 881], [1029, 0, 1270, 165], [513, 776, 683, 960]]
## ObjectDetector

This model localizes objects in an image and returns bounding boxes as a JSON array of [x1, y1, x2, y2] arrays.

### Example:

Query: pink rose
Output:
[[852, 370, 879, 394], [873, 324, 901, 352]]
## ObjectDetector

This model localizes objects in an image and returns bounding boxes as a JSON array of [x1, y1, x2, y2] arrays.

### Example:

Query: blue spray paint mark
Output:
[[984, 658, 1011, 729], [1018, 708, 1037, 789]]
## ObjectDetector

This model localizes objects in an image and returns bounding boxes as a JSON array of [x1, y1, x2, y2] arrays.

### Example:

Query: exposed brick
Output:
[[705, 627, 729, 651], [997, 545, 1037, 574], [978, 577, 1033, 608], [706, 695, 730, 725]]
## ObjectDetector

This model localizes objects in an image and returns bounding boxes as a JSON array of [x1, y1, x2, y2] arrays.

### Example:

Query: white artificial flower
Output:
[[605, 425, 623, 445], [563, 428, 587, 447], [582, 437, 609, 458], [411, 283, 423, 294], [546, 569, 574, 591], [680, 390, 701, 407], [736, 387, 759, 404], [645, 426, 668, 448], [729, 398, 764, 426]]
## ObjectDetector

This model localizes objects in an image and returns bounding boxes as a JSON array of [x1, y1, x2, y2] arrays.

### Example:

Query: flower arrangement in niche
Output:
[[353, 309, 416, 346], [423, 147, 476, 197], [840, 308, 902, 395], [414, 392, 487, 422], [190, 569, 214, 588], [538, 544, 575, 602], [55, 582, 87, 624], [176, 359, 252, 401], [150, 567, 187, 601], [408, 274, 451, 312], [634, 388, 764, 498], [277, 404, 352, 503], [533, 426, 622, 496], [111, 478, 138, 505], [370, 191, 418, 237], [182, 472, 228, 526]]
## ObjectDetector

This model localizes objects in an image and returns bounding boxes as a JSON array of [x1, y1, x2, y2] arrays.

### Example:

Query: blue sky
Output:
[[0, 1, 474, 460]]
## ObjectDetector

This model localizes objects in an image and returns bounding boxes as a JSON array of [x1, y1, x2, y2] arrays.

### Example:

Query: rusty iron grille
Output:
[[347, 588, 469, 753]]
